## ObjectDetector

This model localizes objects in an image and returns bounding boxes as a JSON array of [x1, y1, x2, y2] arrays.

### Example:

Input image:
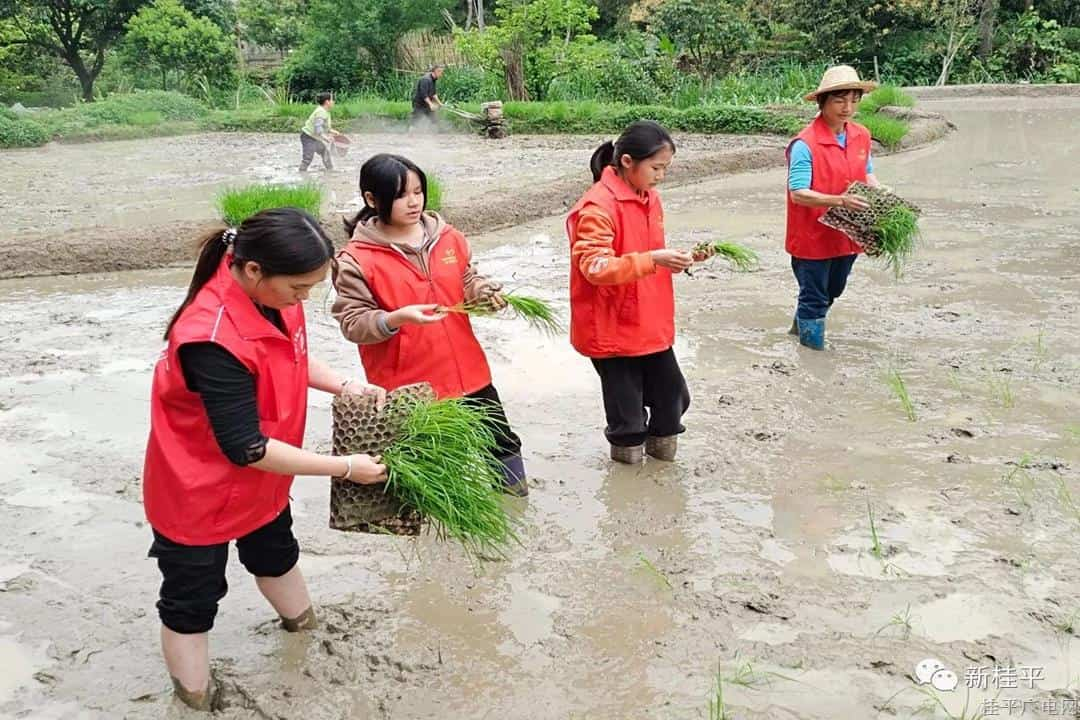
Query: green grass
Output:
[[874, 206, 920, 278], [857, 111, 910, 149], [33, 90, 208, 142], [884, 368, 917, 421], [859, 85, 916, 114], [216, 183, 324, 226], [0, 114, 51, 148], [381, 395, 519, 560]]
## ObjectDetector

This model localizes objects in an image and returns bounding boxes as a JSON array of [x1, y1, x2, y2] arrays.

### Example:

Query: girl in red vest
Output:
[[143, 208, 387, 711], [331, 153, 528, 496], [786, 65, 881, 350], [566, 120, 712, 465]]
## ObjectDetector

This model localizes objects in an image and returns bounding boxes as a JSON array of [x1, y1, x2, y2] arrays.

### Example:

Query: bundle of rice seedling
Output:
[[331, 385, 518, 560], [216, 182, 324, 226], [690, 240, 759, 272], [439, 291, 562, 335], [819, 182, 921, 278]]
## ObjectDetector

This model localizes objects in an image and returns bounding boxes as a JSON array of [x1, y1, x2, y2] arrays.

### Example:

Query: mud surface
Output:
[[1, 95, 1079, 719]]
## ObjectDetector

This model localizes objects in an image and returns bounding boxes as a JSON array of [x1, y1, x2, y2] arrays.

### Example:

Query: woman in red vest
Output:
[[566, 120, 712, 464], [143, 208, 388, 711], [786, 65, 881, 350], [331, 153, 528, 496]]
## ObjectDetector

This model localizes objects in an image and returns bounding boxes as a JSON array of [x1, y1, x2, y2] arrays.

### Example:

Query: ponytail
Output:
[[589, 141, 616, 182], [163, 227, 232, 339], [343, 205, 377, 238], [163, 208, 334, 340], [588, 120, 676, 183]]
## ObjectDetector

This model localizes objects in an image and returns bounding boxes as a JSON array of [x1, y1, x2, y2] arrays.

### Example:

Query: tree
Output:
[[935, 0, 980, 84], [236, 0, 305, 56], [0, 0, 147, 101], [179, 0, 235, 32], [122, 0, 235, 90], [650, 0, 756, 79]]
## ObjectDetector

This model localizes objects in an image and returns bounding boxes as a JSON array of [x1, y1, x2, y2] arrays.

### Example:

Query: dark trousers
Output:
[[791, 254, 857, 320], [590, 348, 690, 447], [466, 384, 522, 459], [299, 132, 332, 171], [148, 505, 300, 634]]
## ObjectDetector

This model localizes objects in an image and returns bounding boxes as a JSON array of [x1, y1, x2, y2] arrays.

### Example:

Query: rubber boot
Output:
[[171, 674, 222, 712], [645, 435, 678, 461], [499, 454, 529, 497], [280, 606, 318, 632], [787, 316, 798, 335], [796, 317, 826, 351], [610, 444, 645, 464]]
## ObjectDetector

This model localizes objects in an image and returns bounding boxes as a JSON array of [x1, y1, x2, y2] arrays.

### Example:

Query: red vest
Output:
[[142, 257, 309, 545], [339, 226, 492, 399], [785, 116, 871, 260], [566, 166, 675, 358]]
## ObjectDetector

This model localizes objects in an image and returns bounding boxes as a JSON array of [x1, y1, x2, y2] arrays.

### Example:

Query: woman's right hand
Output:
[[838, 194, 871, 211], [651, 249, 695, 272], [344, 454, 387, 484], [387, 304, 446, 328]]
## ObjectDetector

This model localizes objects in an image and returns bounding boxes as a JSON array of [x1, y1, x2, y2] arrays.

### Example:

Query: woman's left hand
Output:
[[342, 380, 387, 409]]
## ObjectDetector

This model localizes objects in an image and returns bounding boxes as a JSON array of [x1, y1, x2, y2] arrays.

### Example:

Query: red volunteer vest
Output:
[[339, 225, 492, 399], [142, 257, 309, 545], [785, 116, 871, 260], [565, 166, 675, 358]]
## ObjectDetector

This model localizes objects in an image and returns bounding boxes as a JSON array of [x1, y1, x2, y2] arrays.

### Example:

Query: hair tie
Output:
[[221, 227, 238, 246]]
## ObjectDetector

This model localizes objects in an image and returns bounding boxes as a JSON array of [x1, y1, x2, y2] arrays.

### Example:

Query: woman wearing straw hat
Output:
[[785, 64, 881, 350]]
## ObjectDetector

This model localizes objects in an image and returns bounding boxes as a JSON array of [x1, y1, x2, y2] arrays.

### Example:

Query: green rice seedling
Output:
[[426, 173, 443, 212], [1004, 454, 1035, 510], [1055, 476, 1080, 525], [1033, 327, 1048, 372], [1053, 608, 1080, 637], [440, 292, 563, 336], [855, 111, 910, 149], [1067, 425, 1080, 441], [859, 85, 916, 114], [867, 500, 884, 560], [381, 395, 519, 561], [987, 372, 1015, 409], [873, 604, 914, 639], [874, 206, 920, 278], [947, 368, 965, 395], [636, 552, 673, 591], [884, 368, 917, 422], [216, 182, 323, 226], [707, 662, 729, 720], [690, 240, 760, 272]]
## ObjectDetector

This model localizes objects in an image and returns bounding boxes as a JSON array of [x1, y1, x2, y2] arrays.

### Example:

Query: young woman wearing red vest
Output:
[[786, 65, 883, 350], [331, 153, 528, 497], [143, 208, 388, 711], [566, 121, 713, 465]]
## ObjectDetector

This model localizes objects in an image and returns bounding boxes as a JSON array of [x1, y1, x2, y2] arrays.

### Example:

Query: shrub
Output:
[[0, 114, 51, 148]]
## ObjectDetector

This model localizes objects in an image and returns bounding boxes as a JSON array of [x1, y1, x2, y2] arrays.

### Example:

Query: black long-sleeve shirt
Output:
[[177, 307, 285, 466]]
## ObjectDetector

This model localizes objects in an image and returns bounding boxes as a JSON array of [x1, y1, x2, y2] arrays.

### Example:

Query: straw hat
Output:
[[804, 65, 878, 102]]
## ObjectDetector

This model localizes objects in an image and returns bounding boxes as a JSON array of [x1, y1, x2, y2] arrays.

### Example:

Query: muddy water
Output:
[[1, 95, 1079, 720]]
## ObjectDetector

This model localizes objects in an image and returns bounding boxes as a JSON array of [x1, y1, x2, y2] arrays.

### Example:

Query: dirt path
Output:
[[1, 94, 1078, 720]]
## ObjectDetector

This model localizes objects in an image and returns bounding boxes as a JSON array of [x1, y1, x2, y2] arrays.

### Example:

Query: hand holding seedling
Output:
[[344, 453, 388, 484], [388, 304, 446, 328], [651, 248, 695, 272], [475, 281, 508, 310]]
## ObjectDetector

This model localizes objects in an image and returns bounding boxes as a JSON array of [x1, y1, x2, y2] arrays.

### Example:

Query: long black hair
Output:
[[343, 153, 429, 236], [164, 207, 333, 339], [589, 120, 676, 182]]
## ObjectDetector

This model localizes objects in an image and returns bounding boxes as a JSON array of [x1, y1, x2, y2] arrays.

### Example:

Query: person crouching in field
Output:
[[331, 153, 529, 497], [566, 120, 713, 465]]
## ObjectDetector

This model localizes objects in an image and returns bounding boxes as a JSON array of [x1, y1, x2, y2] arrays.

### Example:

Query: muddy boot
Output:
[[498, 454, 529, 497], [171, 674, 222, 712], [280, 606, 318, 632], [796, 317, 826, 351], [610, 444, 645, 464], [645, 435, 678, 461]]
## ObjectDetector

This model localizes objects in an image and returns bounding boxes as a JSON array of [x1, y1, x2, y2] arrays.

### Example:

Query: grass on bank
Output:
[[216, 182, 324, 225]]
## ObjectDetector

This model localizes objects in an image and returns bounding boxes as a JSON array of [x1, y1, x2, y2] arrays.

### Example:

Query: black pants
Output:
[[299, 132, 332, 171], [590, 348, 690, 447], [791, 255, 857, 320], [466, 384, 522, 459], [149, 505, 300, 634]]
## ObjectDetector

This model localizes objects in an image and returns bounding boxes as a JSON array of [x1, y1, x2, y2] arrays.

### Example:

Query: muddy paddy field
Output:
[[1, 94, 1079, 719]]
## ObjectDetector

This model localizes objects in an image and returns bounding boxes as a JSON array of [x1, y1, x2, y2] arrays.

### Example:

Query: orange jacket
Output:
[[566, 166, 674, 358], [785, 116, 871, 259], [337, 225, 492, 399]]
